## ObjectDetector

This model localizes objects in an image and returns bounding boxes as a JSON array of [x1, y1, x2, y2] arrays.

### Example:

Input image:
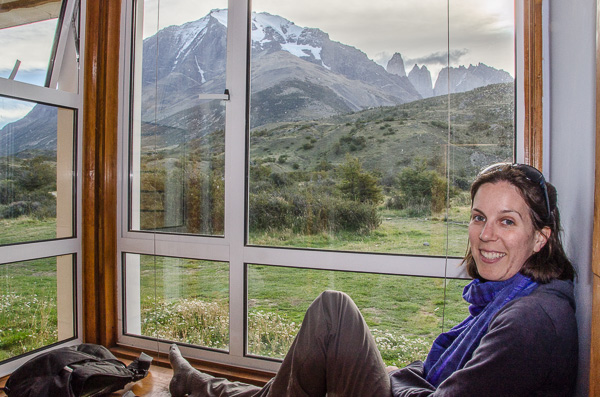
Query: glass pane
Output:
[[0, 96, 75, 245], [247, 0, 515, 255], [124, 253, 229, 351], [0, 0, 64, 86], [0, 254, 75, 362], [447, 1, 515, 227], [247, 265, 469, 366], [129, 1, 227, 236]]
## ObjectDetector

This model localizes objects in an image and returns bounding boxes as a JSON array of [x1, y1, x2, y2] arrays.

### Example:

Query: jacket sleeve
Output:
[[390, 300, 562, 397]]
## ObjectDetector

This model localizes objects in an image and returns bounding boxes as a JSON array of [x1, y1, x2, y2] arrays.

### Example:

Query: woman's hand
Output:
[[386, 366, 399, 373]]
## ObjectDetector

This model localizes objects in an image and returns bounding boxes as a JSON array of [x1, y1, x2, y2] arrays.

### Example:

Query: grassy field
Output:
[[0, 217, 56, 246], [0, 257, 61, 361], [249, 209, 469, 256]]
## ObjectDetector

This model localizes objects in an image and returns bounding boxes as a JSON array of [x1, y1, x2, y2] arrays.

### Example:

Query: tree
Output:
[[336, 155, 383, 204], [397, 160, 448, 214]]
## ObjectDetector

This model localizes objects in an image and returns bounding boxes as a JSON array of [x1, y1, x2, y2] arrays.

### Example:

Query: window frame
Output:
[[0, 0, 85, 376], [115, 0, 543, 374]]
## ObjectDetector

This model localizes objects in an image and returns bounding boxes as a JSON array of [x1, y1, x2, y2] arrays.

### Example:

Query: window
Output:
[[0, 0, 82, 375], [120, 0, 520, 372]]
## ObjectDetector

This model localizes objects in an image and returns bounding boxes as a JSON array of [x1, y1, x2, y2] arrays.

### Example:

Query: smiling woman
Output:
[[465, 163, 575, 284], [468, 181, 549, 281]]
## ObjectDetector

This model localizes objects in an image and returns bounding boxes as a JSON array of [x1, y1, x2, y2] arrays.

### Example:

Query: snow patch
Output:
[[281, 43, 322, 60], [195, 56, 206, 83]]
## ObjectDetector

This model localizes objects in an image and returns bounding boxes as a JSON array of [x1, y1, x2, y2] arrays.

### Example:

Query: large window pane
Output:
[[0, 96, 75, 245], [247, 0, 514, 255], [247, 265, 469, 366], [0, 254, 75, 362], [129, 1, 227, 236], [124, 253, 229, 351]]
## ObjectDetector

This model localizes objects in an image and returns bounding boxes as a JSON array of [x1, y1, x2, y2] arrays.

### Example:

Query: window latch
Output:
[[198, 89, 230, 101]]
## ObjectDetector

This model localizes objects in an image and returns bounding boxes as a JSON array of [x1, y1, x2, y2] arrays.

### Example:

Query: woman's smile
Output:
[[479, 250, 506, 262]]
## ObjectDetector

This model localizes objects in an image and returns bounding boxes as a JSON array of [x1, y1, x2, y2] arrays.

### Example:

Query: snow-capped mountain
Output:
[[140, 9, 420, 130], [0, 10, 514, 156]]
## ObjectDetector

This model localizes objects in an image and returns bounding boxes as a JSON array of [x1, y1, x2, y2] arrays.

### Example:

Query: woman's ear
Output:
[[533, 226, 551, 253]]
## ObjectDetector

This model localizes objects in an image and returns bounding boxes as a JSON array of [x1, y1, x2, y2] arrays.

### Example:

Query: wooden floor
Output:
[[0, 347, 273, 397]]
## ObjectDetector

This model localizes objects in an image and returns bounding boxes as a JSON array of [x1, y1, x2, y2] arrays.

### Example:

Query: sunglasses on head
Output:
[[478, 162, 552, 222]]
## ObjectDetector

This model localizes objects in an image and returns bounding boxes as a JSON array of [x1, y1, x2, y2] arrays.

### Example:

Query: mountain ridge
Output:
[[0, 10, 514, 157]]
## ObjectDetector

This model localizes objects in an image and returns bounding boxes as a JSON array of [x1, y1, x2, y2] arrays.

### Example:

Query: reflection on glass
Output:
[[0, 255, 75, 362], [0, 96, 75, 245], [247, 265, 469, 365], [130, 1, 227, 236], [124, 253, 229, 350], [247, 1, 514, 254]]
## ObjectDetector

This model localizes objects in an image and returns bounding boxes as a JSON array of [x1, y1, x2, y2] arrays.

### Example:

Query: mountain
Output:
[[408, 65, 434, 98], [0, 104, 58, 157], [433, 63, 513, 96], [0, 10, 514, 156], [139, 9, 421, 136], [386, 53, 407, 77]]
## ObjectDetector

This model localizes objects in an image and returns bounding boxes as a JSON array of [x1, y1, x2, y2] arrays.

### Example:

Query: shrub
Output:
[[249, 188, 380, 234], [337, 156, 383, 204], [396, 162, 449, 216]]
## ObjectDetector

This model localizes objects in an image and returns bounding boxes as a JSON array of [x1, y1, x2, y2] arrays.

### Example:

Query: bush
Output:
[[396, 162, 449, 216], [249, 188, 380, 234], [337, 156, 383, 204]]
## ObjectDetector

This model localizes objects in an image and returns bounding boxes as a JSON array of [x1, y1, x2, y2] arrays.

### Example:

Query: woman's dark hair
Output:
[[463, 163, 575, 283]]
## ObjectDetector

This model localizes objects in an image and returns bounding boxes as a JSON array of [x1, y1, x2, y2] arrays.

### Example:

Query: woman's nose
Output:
[[479, 222, 496, 241]]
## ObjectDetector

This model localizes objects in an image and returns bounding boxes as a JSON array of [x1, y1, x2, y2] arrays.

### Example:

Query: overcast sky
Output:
[[0, 0, 513, 127], [141, 0, 515, 78]]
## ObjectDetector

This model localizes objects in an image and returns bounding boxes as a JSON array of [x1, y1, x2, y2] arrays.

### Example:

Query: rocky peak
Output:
[[433, 63, 513, 96], [386, 53, 406, 77], [408, 64, 433, 98]]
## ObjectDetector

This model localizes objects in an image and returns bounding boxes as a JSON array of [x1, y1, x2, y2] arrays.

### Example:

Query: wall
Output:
[[548, 1, 596, 395]]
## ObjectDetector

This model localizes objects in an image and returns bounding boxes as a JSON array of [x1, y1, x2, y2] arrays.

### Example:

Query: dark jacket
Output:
[[390, 279, 578, 396]]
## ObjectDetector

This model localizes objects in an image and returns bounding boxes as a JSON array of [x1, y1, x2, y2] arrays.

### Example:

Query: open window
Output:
[[0, 0, 82, 375]]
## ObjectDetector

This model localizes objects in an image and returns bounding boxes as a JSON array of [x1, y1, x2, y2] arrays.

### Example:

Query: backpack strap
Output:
[[126, 352, 153, 381]]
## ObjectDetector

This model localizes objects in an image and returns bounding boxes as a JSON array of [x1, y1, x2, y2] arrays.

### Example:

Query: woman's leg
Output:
[[261, 290, 391, 397], [169, 290, 391, 397], [169, 344, 262, 397]]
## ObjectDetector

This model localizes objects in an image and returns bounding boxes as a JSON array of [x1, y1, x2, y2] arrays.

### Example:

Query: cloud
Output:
[[0, 98, 36, 129], [0, 19, 55, 72], [406, 49, 470, 67]]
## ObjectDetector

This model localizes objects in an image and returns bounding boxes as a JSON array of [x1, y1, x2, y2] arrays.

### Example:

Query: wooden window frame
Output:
[[589, 0, 600, 394]]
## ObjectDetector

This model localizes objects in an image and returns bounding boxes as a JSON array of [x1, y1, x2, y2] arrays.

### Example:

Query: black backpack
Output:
[[1, 343, 152, 397]]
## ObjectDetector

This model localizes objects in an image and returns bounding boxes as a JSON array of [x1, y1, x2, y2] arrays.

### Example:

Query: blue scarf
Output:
[[423, 273, 538, 387]]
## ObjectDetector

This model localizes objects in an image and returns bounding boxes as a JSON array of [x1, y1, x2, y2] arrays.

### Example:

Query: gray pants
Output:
[[192, 290, 392, 396]]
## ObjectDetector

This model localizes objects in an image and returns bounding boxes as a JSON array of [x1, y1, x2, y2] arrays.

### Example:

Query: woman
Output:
[[169, 163, 578, 396]]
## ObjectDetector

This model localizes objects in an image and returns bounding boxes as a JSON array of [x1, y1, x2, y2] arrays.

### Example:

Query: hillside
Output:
[[247, 82, 514, 186]]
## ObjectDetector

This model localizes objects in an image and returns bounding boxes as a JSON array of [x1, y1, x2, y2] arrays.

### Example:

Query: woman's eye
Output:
[[501, 219, 515, 226], [472, 214, 485, 222]]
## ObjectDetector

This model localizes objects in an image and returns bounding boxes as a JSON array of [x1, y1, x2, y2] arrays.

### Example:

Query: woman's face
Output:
[[469, 181, 550, 281]]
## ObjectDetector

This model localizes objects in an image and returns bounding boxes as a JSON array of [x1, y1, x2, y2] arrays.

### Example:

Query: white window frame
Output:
[[0, 0, 85, 377], [117, 0, 526, 373]]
